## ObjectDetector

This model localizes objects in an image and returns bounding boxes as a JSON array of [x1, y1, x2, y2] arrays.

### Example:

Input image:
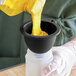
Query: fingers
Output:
[[41, 45, 74, 76], [41, 59, 57, 76], [41, 52, 67, 76], [41, 66, 51, 76]]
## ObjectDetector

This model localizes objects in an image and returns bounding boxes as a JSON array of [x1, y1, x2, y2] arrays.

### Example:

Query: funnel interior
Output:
[[25, 21, 57, 35]]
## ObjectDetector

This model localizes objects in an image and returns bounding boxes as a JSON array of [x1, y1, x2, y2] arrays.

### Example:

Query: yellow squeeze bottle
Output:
[[0, 0, 48, 36]]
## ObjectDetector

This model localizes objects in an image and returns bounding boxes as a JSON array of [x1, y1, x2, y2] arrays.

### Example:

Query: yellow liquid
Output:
[[32, 11, 48, 36], [0, 0, 48, 36]]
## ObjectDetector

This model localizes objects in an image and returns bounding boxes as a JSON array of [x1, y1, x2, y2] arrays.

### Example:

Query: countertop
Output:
[[0, 64, 76, 76]]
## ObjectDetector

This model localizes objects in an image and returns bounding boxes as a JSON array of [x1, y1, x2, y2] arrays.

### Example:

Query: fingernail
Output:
[[42, 66, 51, 75]]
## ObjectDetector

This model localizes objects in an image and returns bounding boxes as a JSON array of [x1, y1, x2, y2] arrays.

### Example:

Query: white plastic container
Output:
[[25, 49, 53, 76]]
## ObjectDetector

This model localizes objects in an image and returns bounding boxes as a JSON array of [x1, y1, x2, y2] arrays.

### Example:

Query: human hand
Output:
[[41, 41, 76, 76]]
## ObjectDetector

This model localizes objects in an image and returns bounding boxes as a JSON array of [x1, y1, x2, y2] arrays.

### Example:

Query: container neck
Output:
[[27, 48, 53, 62]]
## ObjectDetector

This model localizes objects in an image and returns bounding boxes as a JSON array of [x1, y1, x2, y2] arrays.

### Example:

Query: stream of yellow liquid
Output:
[[0, 0, 48, 36]]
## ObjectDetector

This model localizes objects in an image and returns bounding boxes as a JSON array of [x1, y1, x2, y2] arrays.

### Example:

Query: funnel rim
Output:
[[23, 20, 61, 38]]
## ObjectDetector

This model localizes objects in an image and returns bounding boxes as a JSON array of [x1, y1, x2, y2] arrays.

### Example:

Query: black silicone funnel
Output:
[[20, 20, 60, 54]]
